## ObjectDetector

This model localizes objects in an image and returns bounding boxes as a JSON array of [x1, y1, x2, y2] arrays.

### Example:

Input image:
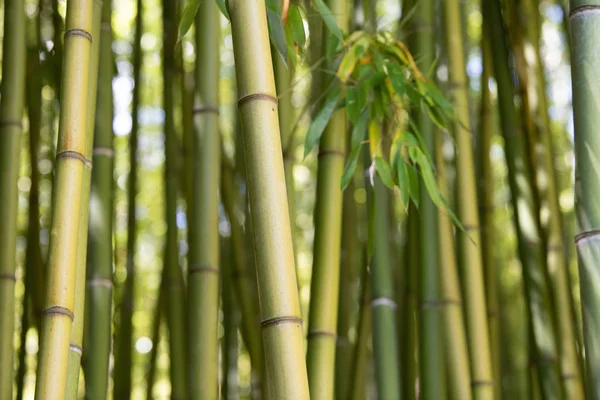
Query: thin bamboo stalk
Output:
[[145, 271, 165, 400], [162, 0, 188, 397], [402, 206, 419, 400], [83, 0, 114, 397], [222, 237, 240, 400], [64, 0, 101, 396], [484, 0, 561, 396], [34, 0, 94, 398], [228, 0, 310, 397], [350, 261, 371, 400], [436, 135, 472, 400], [569, 1, 600, 399], [0, 0, 26, 396], [113, 0, 142, 396], [306, 0, 349, 397], [187, 0, 221, 396]]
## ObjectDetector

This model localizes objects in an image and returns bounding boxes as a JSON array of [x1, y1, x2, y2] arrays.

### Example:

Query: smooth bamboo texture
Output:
[[414, 0, 447, 398], [306, 1, 349, 397], [477, 35, 502, 400], [187, 0, 221, 396], [402, 206, 419, 400], [228, 0, 310, 397], [64, 1, 101, 396], [145, 270, 165, 400], [569, 1, 600, 398], [0, 0, 26, 397], [350, 262, 371, 400], [484, 0, 561, 397], [113, 0, 142, 396], [162, 0, 188, 397], [34, 0, 94, 398], [335, 183, 361, 400], [443, 2, 494, 398], [435, 136, 472, 400], [222, 238, 240, 400], [83, 0, 114, 397]]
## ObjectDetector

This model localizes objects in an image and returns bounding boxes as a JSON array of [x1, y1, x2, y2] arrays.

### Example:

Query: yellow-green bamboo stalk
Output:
[[350, 262, 371, 400], [402, 205, 419, 400], [443, 1, 494, 398], [0, 0, 26, 397], [306, 0, 349, 397], [64, 0, 101, 396], [228, 0, 310, 397], [34, 1, 94, 398], [436, 136, 472, 400], [145, 270, 165, 400], [162, 0, 188, 397], [83, 0, 115, 397], [187, 0, 221, 396]]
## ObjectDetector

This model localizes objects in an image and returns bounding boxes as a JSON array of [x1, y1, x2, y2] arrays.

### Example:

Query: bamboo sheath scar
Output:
[[228, 0, 309, 398]]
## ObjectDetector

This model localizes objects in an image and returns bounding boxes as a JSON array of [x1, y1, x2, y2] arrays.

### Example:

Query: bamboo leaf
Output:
[[215, 0, 229, 19], [396, 159, 410, 207], [341, 145, 361, 190], [407, 163, 419, 207], [304, 84, 342, 157], [351, 109, 369, 148], [374, 156, 395, 189], [266, 2, 288, 63], [337, 46, 360, 84], [286, 5, 305, 48], [312, 0, 344, 42], [177, 0, 201, 43]]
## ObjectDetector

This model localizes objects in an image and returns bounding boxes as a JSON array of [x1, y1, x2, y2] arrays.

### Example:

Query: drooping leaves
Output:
[[266, 0, 288, 63], [304, 84, 342, 157], [312, 0, 344, 42], [177, 0, 201, 43]]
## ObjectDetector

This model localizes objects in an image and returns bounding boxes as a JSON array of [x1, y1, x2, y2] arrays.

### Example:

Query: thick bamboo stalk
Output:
[[484, 0, 561, 397], [436, 136, 473, 400], [569, 1, 600, 399], [187, 0, 221, 397], [34, 1, 94, 398], [306, 1, 349, 397], [350, 262, 371, 400], [228, 0, 310, 397], [477, 35, 502, 400], [83, 0, 114, 397], [414, 1, 447, 398], [222, 237, 240, 400], [64, 1, 102, 396], [402, 206, 419, 400], [162, 0, 188, 397], [0, 0, 26, 397], [113, 1, 142, 396], [443, 1, 494, 398]]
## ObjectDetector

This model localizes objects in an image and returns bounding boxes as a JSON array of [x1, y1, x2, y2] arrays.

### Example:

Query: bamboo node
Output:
[[421, 299, 459, 309], [570, 5, 600, 20], [93, 147, 114, 158], [561, 373, 578, 381], [86, 277, 113, 288], [192, 105, 219, 115], [237, 93, 278, 107], [318, 149, 346, 159], [56, 150, 92, 167], [471, 380, 493, 388], [0, 119, 22, 128], [43, 305, 74, 321], [64, 28, 93, 43], [575, 230, 600, 245], [261, 315, 303, 328], [371, 297, 397, 309], [189, 263, 220, 275], [69, 344, 83, 357], [0, 273, 16, 282], [307, 330, 337, 339]]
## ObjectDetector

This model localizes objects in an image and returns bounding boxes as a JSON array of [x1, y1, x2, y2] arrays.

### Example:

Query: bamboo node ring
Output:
[[0, 119, 22, 128], [64, 28, 93, 43], [189, 263, 220, 275], [93, 147, 114, 158], [56, 150, 92, 168], [575, 230, 600, 245], [570, 5, 600, 20], [371, 297, 397, 309], [69, 344, 83, 356], [307, 330, 337, 339], [86, 277, 113, 288], [0, 273, 16, 281], [43, 306, 74, 321], [193, 105, 219, 115], [261, 315, 303, 328], [318, 149, 346, 158], [471, 380, 493, 387], [237, 93, 278, 107]]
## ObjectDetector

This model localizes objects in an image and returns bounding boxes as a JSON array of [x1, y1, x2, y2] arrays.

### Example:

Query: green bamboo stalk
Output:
[[306, 0, 349, 397], [162, 0, 188, 397], [350, 262, 371, 400], [413, 0, 447, 398], [335, 182, 361, 400], [83, 0, 114, 397], [34, 0, 94, 398], [443, 1, 494, 397], [145, 271, 165, 400], [477, 34, 502, 400], [0, 0, 26, 397], [50, 0, 64, 99], [569, 1, 600, 399], [228, 0, 310, 397], [187, 0, 221, 396], [222, 237, 240, 400], [64, 0, 102, 396], [402, 206, 419, 400], [113, 1, 142, 396], [435, 136, 472, 400], [484, 0, 561, 397], [15, 291, 29, 400]]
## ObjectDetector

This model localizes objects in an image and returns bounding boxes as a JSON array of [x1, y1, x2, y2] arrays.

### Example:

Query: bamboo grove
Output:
[[0, 0, 597, 399]]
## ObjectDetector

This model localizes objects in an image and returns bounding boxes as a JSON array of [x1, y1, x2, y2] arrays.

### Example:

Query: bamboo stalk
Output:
[[569, 1, 600, 399], [350, 261, 371, 400], [162, 0, 188, 397], [306, 0, 349, 397], [187, 0, 222, 396], [145, 271, 165, 400], [402, 206, 419, 400], [83, 0, 114, 397], [484, 0, 561, 396], [0, 0, 26, 396], [34, 0, 94, 398], [228, 0, 310, 397], [222, 237, 240, 400], [113, 0, 142, 396], [64, 0, 102, 396]]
